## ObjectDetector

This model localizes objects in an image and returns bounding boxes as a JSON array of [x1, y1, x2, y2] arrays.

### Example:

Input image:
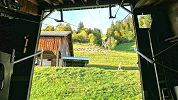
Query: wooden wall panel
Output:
[[17, 0, 39, 15], [38, 37, 62, 55]]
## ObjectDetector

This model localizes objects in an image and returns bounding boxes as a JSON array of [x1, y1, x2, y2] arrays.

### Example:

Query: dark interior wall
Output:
[[133, 8, 160, 100], [168, 1, 178, 37], [0, 8, 41, 99], [149, 5, 178, 99], [134, 3, 178, 100], [151, 2, 178, 83], [0, 0, 40, 16], [166, 1, 178, 98]]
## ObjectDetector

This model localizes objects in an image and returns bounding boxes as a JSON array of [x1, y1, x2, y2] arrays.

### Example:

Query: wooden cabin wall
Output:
[[38, 37, 62, 55], [38, 36, 73, 57], [67, 34, 74, 56], [58, 37, 70, 58], [64, 37, 70, 56]]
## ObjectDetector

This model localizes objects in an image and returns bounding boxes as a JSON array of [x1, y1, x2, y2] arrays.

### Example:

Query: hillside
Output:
[[30, 42, 142, 100]]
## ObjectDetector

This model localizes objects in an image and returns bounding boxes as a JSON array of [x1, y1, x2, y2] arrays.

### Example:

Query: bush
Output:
[[72, 33, 80, 42], [118, 31, 135, 43], [89, 34, 96, 45], [105, 37, 118, 49], [72, 32, 88, 43], [111, 38, 118, 48]]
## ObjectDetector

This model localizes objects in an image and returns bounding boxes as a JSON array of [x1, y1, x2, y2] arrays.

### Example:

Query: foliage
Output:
[[105, 16, 135, 49], [42, 17, 135, 48], [111, 38, 118, 48], [43, 23, 72, 31], [105, 37, 118, 49], [93, 28, 102, 45], [88, 34, 96, 45], [30, 42, 141, 100], [55, 23, 72, 31], [80, 30, 88, 39], [65, 24, 72, 31], [72, 32, 80, 42], [43, 25, 54, 31], [114, 31, 121, 40], [77, 22, 84, 32], [72, 31, 88, 43], [73, 27, 102, 45]]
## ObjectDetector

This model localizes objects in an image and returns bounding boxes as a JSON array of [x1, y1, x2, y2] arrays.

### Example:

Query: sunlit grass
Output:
[[73, 42, 138, 69], [30, 42, 141, 100], [113, 42, 136, 52], [31, 67, 141, 100]]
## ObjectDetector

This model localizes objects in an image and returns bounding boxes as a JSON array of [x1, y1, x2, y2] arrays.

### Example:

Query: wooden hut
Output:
[[38, 31, 73, 66]]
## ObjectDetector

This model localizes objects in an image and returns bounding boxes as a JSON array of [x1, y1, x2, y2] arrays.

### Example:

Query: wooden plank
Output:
[[43, 0, 52, 4], [17, 0, 39, 15], [58, 0, 64, 4], [28, 0, 38, 5]]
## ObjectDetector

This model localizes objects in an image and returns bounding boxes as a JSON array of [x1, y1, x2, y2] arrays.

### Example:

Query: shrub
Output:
[[72, 32, 88, 43], [89, 34, 96, 45]]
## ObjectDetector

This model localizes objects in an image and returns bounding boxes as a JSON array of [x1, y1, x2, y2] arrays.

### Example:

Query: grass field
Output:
[[73, 42, 138, 70], [30, 42, 142, 100]]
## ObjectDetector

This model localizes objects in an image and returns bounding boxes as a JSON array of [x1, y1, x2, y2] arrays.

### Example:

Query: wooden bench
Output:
[[62, 57, 89, 67]]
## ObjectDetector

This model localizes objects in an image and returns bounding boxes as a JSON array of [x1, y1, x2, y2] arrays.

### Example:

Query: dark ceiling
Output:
[[38, 0, 133, 10], [37, 0, 172, 11]]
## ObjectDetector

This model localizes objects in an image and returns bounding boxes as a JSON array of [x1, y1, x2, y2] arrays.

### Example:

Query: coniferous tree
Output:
[[77, 22, 84, 32]]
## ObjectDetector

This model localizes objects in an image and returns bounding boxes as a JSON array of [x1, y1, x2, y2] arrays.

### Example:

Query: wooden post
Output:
[[56, 50, 59, 67], [57, 38, 62, 67], [40, 51, 43, 66]]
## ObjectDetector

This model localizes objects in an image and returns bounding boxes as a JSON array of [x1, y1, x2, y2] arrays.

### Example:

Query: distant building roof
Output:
[[40, 31, 71, 37]]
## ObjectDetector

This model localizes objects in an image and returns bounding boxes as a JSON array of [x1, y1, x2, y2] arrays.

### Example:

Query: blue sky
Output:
[[42, 5, 130, 34]]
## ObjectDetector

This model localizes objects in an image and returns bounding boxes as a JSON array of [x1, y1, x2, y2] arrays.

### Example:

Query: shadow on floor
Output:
[[87, 64, 139, 70]]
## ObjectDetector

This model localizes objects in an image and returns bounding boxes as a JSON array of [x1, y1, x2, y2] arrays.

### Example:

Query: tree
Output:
[[55, 23, 73, 31], [89, 34, 96, 45], [80, 30, 88, 39], [115, 21, 120, 32], [105, 16, 135, 48], [72, 32, 80, 42], [92, 28, 102, 45], [44, 25, 54, 31], [106, 28, 113, 37], [114, 31, 121, 40], [65, 24, 72, 31], [77, 22, 84, 32]]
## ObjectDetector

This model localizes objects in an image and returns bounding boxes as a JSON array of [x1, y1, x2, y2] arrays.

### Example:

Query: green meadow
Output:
[[30, 42, 142, 100]]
